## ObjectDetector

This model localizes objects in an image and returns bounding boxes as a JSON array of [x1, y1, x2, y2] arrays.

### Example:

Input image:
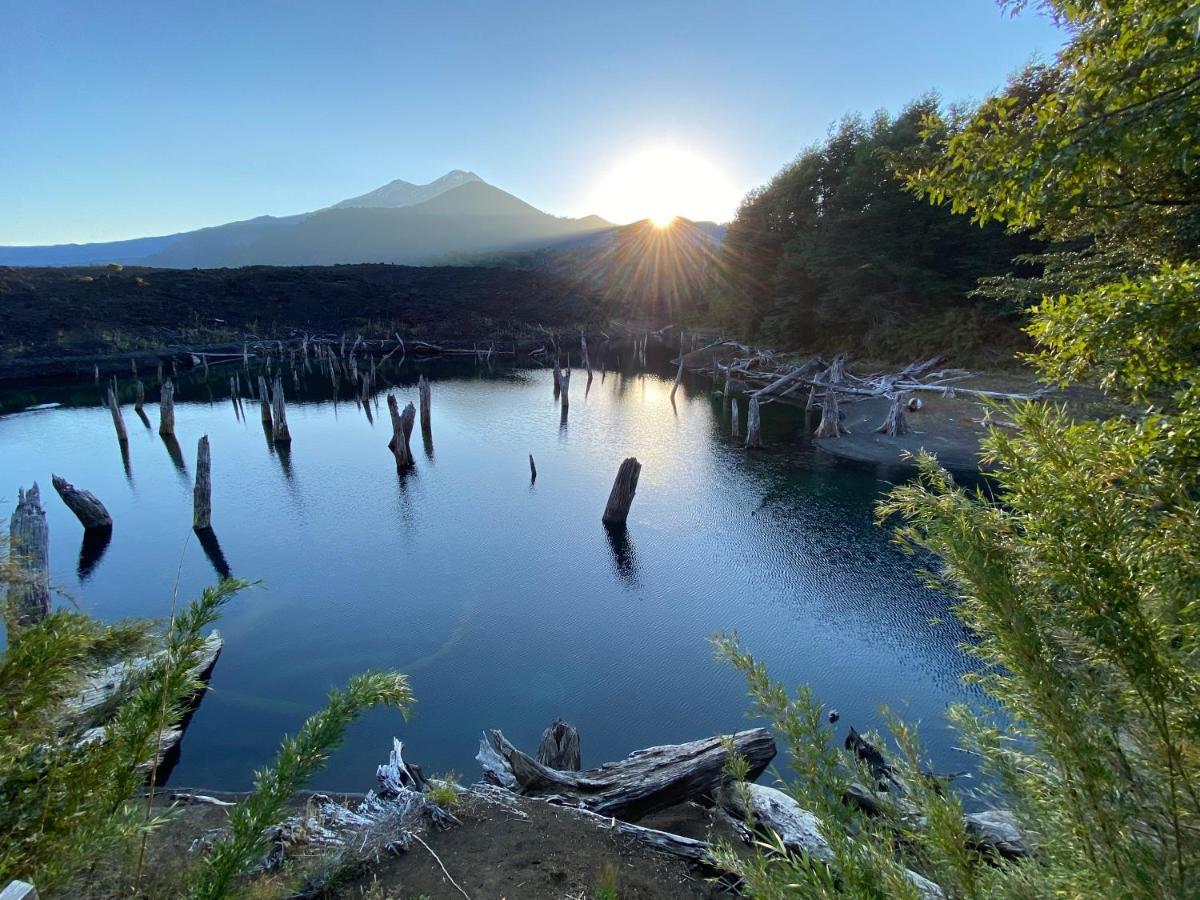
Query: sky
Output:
[[0, 0, 1066, 245]]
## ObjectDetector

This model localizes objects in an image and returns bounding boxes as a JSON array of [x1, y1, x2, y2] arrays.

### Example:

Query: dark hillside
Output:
[[0, 263, 606, 361]]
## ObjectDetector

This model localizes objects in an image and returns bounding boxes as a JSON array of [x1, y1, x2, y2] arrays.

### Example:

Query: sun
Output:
[[588, 146, 741, 226]]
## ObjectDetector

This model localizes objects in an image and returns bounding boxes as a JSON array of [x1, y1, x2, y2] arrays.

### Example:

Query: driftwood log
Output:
[[536, 719, 581, 771], [51, 475, 112, 530], [476, 727, 775, 820], [270, 375, 291, 443], [159, 380, 175, 436], [193, 435, 212, 531], [745, 397, 763, 448], [7, 484, 50, 625], [601, 457, 641, 526]]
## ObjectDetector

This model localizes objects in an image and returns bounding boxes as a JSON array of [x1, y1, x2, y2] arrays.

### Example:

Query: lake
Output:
[[1, 358, 984, 790]]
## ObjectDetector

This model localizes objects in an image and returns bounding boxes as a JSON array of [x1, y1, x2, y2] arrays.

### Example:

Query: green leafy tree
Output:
[[718, 2, 1200, 897]]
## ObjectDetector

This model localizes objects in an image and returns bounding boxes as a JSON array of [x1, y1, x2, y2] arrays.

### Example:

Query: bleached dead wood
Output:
[[561, 367, 571, 408], [193, 435, 212, 530], [731, 397, 740, 438], [134, 379, 145, 412], [51, 475, 112, 530], [476, 727, 775, 820], [64, 631, 223, 727], [159, 380, 176, 436], [601, 457, 641, 526], [815, 392, 847, 438], [7, 484, 50, 625]]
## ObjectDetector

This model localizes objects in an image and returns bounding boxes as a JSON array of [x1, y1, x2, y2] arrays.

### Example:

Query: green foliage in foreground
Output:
[[0, 565, 413, 898], [719, 2, 1200, 897]]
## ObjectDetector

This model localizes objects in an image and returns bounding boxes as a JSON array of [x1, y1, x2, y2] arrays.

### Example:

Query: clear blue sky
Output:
[[1, 0, 1064, 244]]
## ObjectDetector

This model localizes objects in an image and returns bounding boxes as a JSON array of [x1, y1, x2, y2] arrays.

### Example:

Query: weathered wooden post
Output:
[[529, 454, 537, 482], [418, 375, 432, 431], [270, 375, 291, 443], [51, 475, 112, 530], [159, 380, 176, 436], [745, 397, 763, 449], [731, 397, 741, 439], [106, 384, 128, 444], [561, 367, 571, 409], [670, 332, 685, 402], [134, 379, 145, 412], [7, 484, 50, 625], [875, 392, 910, 436], [602, 457, 642, 526], [255, 374, 272, 429], [193, 436, 212, 530]]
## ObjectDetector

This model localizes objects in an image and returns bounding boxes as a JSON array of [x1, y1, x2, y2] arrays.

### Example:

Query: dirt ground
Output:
[[81, 789, 734, 899]]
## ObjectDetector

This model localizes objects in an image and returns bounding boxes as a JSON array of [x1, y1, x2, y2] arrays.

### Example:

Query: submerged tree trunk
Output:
[[602, 457, 641, 525], [134, 379, 145, 412], [387, 395, 416, 467], [106, 384, 128, 444], [270, 375, 291, 443], [418, 375, 432, 431], [745, 397, 763, 448], [8, 484, 50, 625], [159, 380, 176, 436], [51, 475, 112, 530], [257, 375, 273, 429], [193, 435, 212, 531]]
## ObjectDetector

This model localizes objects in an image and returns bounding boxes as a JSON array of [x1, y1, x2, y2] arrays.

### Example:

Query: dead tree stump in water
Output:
[[387, 395, 416, 467], [875, 392, 910, 437], [51, 475, 112, 530], [270, 375, 291, 443], [257, 375, 273, 429], [193, 436, 212, 531], [723, 367, 732, 404], [106, 385, 128, 444], [159, 380, 176, 436], [670, 332, 685, 402], [8, 484, 50, 625], [602, 457, 641, 525], [134, 379, 145, 412], [537, 719, 582, 771], [418, 375, 431, 431], [731, 397, 741, 438], [529, 454, 537, 482], [560, 368, 571, 409], [815, 392, 848, 438], [745, 397, 763, 448]]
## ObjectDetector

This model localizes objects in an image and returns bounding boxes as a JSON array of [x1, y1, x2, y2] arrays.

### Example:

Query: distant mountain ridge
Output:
[[0, 172, 612, 268]]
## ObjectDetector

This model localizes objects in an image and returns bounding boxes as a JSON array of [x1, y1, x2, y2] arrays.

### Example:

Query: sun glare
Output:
[[589, 147, 740, 226]]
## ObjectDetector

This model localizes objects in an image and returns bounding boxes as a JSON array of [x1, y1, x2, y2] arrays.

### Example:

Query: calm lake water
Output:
[[1, 359, 985, 790]]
